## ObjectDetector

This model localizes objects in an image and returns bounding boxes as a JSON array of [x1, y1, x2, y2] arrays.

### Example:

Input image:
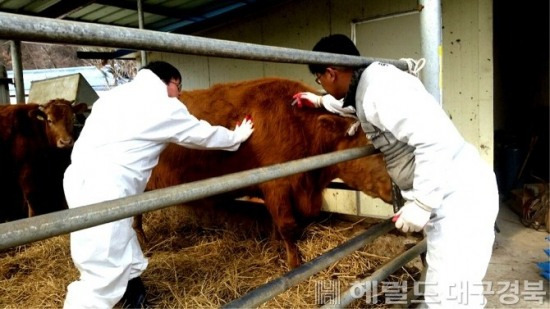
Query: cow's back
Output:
[[148, 77, 390, 202], [180, 77, 320, 163], [150, 78, 326, 189]]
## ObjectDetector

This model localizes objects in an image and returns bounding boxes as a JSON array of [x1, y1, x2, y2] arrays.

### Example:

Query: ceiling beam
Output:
[[94, 0, 245, 21], [171, 0, 292, 35], [38, 0, 98, 19]]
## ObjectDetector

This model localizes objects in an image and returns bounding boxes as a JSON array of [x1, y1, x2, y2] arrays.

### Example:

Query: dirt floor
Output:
[[484, 200, 550, 308], [0, 198, 547, 308]]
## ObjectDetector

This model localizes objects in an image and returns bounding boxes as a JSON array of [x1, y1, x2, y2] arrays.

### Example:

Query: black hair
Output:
[[140, 61, 182, 85], [308, 34, 361, 74]]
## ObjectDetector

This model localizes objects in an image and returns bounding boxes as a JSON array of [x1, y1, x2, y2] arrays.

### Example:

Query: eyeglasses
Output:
[[170, 81, 182, 91], [314, 69, 328, 85], [315, 67, 342, 85], [315, 74, 322, 85]]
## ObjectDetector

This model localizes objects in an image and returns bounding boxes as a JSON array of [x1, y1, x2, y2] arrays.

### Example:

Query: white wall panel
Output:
[[149, 0, 493, 217]]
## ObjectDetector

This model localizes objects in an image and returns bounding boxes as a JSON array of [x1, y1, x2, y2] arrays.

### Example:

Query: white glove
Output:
[[291, 92, 322, 108], [393, 200, 432, 233], [233, 116, 254, 143]]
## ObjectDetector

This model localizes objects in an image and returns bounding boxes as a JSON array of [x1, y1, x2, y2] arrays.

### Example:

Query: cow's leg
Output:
[[270, 222, 281, 241], [261, 183, 301, 269], [27, 200, 35, 217], [0, 173, 26, 221], [3, 190, 26, 221], [18, 164, 38, 217], [132, 214, 148, 250], [293, 185, 323, 219]]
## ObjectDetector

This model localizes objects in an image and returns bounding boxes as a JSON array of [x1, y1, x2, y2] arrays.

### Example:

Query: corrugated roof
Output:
[[0, 1, 291, 102], [0, 0, 289, 35]]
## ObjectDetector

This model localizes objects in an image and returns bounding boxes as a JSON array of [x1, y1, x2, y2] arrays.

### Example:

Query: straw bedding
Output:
[[0, 200, 422, 308]]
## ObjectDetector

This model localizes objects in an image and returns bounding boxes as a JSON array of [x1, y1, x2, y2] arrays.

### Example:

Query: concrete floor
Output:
[[484, 200, 549, 308]]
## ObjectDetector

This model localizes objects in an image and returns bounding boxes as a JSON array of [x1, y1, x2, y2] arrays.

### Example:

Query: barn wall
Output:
[[442, 0, 494, 163], [149, 0, 418, 89], [149, 0, 493, 217]]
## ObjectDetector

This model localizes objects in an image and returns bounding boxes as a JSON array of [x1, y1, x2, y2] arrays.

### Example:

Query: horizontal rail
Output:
[[323, 239, 428, 308], [223, 220, 394, 309], [0, 12, 408, 70], [0, 146, 377, 250]]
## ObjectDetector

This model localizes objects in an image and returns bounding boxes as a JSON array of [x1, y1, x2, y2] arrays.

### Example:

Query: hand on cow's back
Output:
[[291, 92, 322, 108], [233, 114, 254, 143]]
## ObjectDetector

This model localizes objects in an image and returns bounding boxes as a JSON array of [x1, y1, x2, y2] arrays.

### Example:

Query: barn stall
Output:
[[0, 0, 547, 308], [0, 3, 431, 307], [2, 4, 432, 306]]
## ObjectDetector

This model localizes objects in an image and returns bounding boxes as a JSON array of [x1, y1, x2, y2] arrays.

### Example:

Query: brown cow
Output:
[[0, 99, 88, 221], [143, 77, 392, 268]]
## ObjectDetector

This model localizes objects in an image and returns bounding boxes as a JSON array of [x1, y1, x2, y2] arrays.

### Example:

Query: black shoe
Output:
[[121, 276, 149, 309]]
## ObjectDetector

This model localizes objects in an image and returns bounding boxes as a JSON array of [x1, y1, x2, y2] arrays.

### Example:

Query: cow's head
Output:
[[316, 114, 393, 203], [29, 99, 88, 148]]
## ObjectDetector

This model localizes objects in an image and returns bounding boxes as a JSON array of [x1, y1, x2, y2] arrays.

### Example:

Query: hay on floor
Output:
[[0, 200, 422, 308]]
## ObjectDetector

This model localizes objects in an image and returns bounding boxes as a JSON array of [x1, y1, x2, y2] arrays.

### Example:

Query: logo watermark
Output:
[[314, 279, 547, 306], [314, 280, 340, 305]]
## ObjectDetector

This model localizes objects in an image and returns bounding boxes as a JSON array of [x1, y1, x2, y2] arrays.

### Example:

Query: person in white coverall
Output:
[[292, 34, 499, 308], [63, 61, 254, 309]]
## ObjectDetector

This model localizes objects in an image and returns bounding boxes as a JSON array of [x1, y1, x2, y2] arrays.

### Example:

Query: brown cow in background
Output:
[[0, 99, 88, 221], [143, 78, 392, 268]]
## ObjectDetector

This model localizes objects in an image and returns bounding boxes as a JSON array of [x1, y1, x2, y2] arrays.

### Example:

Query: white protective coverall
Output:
[[63, 69, 248, 308], [352, 62, 499, 307]]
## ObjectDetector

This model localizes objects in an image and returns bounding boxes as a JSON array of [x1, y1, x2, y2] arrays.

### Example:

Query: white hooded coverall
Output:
[[63, 69, 247, 308], [354, 62, 499, 308]]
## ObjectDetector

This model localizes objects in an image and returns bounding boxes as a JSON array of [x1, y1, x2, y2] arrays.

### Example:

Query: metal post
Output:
[[223, 220, 394, 309], [137, 0, 147, 66], [0, 64, 10, 104], [10, 40, 24, 103], [0, 12, 408, 71], [0, 146, 378, 250], [419, 0, 443, 105]]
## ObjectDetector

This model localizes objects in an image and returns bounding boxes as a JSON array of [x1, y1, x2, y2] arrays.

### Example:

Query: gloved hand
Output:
[[393, 200, 432, 233], [291, 92, 322, 108], [234, 115, 254, 143]]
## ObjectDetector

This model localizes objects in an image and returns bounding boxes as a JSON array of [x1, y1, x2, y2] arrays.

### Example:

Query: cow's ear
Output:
[[72, 103, 88, 114], [317, 115, 348, 133], [28, 107, 46, 121]]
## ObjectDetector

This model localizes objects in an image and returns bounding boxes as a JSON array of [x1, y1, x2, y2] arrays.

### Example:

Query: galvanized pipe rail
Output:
[[0, 12, 426, 308], [222, 220, 395, 309], [323, 239, 428, 308], [0, 146, 377, 250], [0, 12, 408, 71]]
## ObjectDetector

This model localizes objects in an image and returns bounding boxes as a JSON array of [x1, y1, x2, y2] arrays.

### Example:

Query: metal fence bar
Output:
[[0, 13, 412, 308], [223, 220, 395, 309], [323, 239, 428, 309], [0, 146, 377, 250], [0, 12, 408, 70]]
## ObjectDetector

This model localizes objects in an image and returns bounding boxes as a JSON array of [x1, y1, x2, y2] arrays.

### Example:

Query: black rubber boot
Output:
[[121, 276, 149, 309]]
